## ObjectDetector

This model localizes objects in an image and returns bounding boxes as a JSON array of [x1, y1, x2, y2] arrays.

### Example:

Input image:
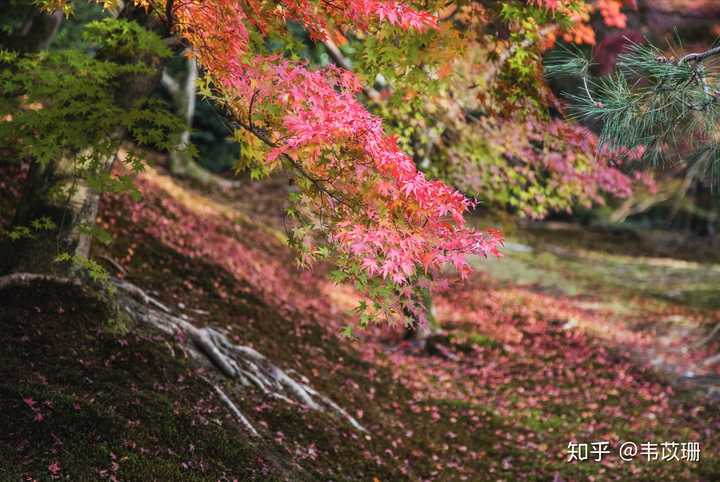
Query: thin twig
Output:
[[165, 0, 175, 33]]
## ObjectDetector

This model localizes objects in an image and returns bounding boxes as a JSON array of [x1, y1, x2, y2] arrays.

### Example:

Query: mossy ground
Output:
[[1, 162, 719, 481], [0, 282, 265, 481]]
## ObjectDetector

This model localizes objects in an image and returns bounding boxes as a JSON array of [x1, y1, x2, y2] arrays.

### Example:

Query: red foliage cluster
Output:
[[534, 120, 634, 201], [596, 0, 630, 28], [168, 0, 502, 288], [171, 0, 437, 81]]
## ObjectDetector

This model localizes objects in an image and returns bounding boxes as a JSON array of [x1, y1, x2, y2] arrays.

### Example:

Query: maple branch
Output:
[[222, 108, 355, 211], [319, 0, 343, 12], [248, 89, 259, 132], [322, 38, 381, 101]]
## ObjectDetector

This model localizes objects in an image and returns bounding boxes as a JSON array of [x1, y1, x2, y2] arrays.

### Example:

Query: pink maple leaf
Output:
[[48, 461, 61, 475]]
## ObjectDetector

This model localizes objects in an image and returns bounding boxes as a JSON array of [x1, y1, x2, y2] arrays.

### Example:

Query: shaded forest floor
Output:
[[1, 161, 719, 481]]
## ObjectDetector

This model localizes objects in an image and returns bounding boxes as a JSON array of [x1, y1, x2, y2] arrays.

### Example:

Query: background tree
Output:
[[352, 1, 648, 221], [161, 54, 241, 187]]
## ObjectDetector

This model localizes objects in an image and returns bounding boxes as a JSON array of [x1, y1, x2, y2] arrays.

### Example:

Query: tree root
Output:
[[112, 277, 172, 313], [702, 352, 720, 368], [204, 378, 259, 436], [0, 272, 81, 291], [113, 278, 366, 434], [693, 322, 720, 350], [99, 255, 127, 276], [170, 156, 241, 191]]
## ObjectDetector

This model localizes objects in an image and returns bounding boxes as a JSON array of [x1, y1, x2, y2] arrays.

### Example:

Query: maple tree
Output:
[[0, 0, 649, 322], [2, 3, 720, 479], [0, 0, 486, 322], [159, 0, 507, 321]]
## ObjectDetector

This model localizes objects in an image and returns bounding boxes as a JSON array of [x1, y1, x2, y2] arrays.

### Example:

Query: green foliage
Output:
[[52, 0, 108, 51], [4, 216, 57, 240], [232, 125, 269, 178], [55, 252, 113, 289], [83, 17, 171, 59], [379, 82, 616, 219], [499, 2, 579, 32], [0, 18, 182, 195], [369, 1, 619, 221], [7, 225, 33, 241], [76, 223, 113, 246], [31, 216, 57, 231], [353, 24, 452, 102], [493, 0, 584, 112]]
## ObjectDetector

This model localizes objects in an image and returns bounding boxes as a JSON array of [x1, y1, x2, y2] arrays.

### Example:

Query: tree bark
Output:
[[162, 57, 237, 188], [403, 287, 438, 349], [0, 7, 63, 54], [0, 272, 81, 291], [0, 5, 73, 276], [1, 3, 149, 277], [2, 147, 118, 276], [163, 57, 198, 176]]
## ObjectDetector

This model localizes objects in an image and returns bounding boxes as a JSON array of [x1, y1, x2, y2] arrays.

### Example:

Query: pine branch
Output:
[[546, 35, 720, 185], [678, 45, 720, 65]]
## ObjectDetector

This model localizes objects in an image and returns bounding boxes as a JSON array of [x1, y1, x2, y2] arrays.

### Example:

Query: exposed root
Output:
[[98, 255, 128, 276], [703, 352, 720, 368], [669, 320, 720, 355], [693, 322, 720, 349], [0, 272, 81, 291], [112, 277, 172, 313], [114, 278, 366, 434], [207, 380, 259, 436]]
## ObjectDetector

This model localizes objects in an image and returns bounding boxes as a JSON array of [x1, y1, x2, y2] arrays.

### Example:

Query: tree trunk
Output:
[[0, 5, 72, 276], [1, 3, 130, 277], [0, 7, 63, 53], [2, 149, 117, 276], [162, 57, 236, 188], [163, 57, 197, 176], [403, 287, 438, 349]]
